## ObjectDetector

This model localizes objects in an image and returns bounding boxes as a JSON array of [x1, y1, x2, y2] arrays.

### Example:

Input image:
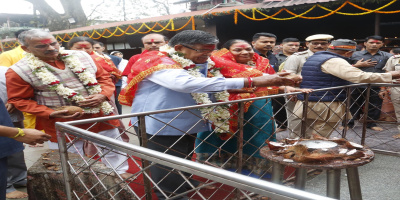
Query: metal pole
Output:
[[294, 168, 307, 190], [271, 162, 284, 184], [326, 169, 341, 199], [57, 130, 74, 200], [138, 116, 152, 200], [236, 102, 245, 199], [346, 167, 362, 200], [301, 93, 310, 138], [361, 85, 372, 145], [343, 87, 352, 138]]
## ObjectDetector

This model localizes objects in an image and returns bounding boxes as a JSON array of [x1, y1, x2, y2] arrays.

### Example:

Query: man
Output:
[[92, 41, 124, 114], [272, 38, 301, 132], [252, 32, 279, 72], [0, 29, 32, 199], [119, 30, 294, 200], [348, 36, 393, 131], [0, 98, 51, 200], [121, 33, 168, 77], [283, 34, 334, 138], [294, 39, 400, 138], [0, 29, 30, 66], [252, 32, 289, 132], [6, 30, 131, 180], [383, 54, 400, 138], [276, 38, 301, 71]]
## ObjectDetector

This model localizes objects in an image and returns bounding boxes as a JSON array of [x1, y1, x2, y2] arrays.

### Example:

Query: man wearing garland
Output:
[[119, 30, 296, 200], [6, 30, 132, 180]]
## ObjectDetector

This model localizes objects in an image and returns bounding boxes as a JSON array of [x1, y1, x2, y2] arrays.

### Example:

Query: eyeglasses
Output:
[[182, 45, 215, 53], [310, 42, 329, 46]]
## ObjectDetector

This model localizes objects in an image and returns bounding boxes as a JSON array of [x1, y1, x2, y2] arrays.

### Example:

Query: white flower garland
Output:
[[160, 45, 231, 134], [26, 51, 113, 115]]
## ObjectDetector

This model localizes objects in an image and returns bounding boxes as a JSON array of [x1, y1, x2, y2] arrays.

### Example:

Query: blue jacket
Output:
[[0, 99, 24, 159], [298, 51, 350, 102]]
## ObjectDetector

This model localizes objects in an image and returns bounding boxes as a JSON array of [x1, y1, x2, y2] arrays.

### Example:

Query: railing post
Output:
[[57, 130, 74, 200], [361, 85, 372, 145], [301, 93, 310, 138], [343, 87, 352, 138], [236, 102, 245, 199], [138, 116, 152, 200]]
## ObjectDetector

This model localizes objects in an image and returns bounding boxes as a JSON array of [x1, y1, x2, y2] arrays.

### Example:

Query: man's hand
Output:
[[5, 103, 15, 113], [353, 58, 377, 68], [14, 129, 52, 146], [389, 71, 400, 79], [379, 90, 388, 100], [49, 110, 84, 119], [78, 94, 107, 108], [252, 74, 295, 87]]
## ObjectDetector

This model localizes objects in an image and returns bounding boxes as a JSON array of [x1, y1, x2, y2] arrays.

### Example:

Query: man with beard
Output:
[[347, 35, 393, 131], [283, 34, 334, 138]]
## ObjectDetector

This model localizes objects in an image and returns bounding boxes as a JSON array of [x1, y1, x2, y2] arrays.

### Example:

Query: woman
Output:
[[67, 37, 122, 84], [195, 39, 307, 176]]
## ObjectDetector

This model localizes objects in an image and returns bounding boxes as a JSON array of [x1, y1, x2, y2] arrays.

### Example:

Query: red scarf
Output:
[[90, 52, 122, 80], [118, 51, 182, 106], [211, 48, 279, 137]]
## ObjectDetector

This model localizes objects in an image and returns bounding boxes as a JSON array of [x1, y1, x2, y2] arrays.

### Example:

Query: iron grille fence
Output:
[[53, 83, 400, 199]]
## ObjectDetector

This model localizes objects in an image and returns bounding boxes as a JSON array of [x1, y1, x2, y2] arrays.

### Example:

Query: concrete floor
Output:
[[10, 106, 400, 200]]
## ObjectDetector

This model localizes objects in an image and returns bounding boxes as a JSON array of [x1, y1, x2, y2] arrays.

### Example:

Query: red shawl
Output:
[[211, 48, 279, 137], [90, 52, 122, 80], [118, 51, 182, 106]]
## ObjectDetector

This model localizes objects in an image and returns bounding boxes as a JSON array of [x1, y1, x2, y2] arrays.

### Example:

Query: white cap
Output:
[[305, 34, 334, 42]]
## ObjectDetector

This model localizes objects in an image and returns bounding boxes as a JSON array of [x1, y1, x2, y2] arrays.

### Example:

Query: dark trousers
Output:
[[272, 97, 287, 129], [115, 86, 122, 115], [349, 87, 383, 128], [146, 134, 198, 200], [0, 157, 7, 200]]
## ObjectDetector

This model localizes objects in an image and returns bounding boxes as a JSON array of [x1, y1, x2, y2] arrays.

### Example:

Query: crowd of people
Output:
[[1, 28, 400, 200]]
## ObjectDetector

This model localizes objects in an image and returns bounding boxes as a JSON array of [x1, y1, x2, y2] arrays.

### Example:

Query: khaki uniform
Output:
[[283, 49, 314, 75], [383, 55, 400, 132], [283, 49, 314, 138]]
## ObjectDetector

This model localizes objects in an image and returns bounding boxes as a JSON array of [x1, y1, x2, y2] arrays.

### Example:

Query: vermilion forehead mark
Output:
[[151, 39, 154, 43], [371, 40, 380, 43], [80, 44, 87, 48], [238, 44, 248, 48], [40, 39, 52, 44]]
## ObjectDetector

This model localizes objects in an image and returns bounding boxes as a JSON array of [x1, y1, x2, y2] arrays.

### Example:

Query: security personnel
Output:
[[295, 39, 400, 138], [282, 34, 334, 138], [383, 55, 400, 138]]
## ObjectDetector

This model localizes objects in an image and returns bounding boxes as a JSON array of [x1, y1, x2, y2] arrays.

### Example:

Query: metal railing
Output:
[[53, 83, 400, 199]]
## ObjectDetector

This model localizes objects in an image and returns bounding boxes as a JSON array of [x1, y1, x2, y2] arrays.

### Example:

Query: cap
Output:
[[305, 34, 334, 42], [328, 39, 357, 51]]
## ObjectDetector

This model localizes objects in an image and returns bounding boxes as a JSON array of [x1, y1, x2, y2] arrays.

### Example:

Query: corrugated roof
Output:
[[261, 0, 338, 8]]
